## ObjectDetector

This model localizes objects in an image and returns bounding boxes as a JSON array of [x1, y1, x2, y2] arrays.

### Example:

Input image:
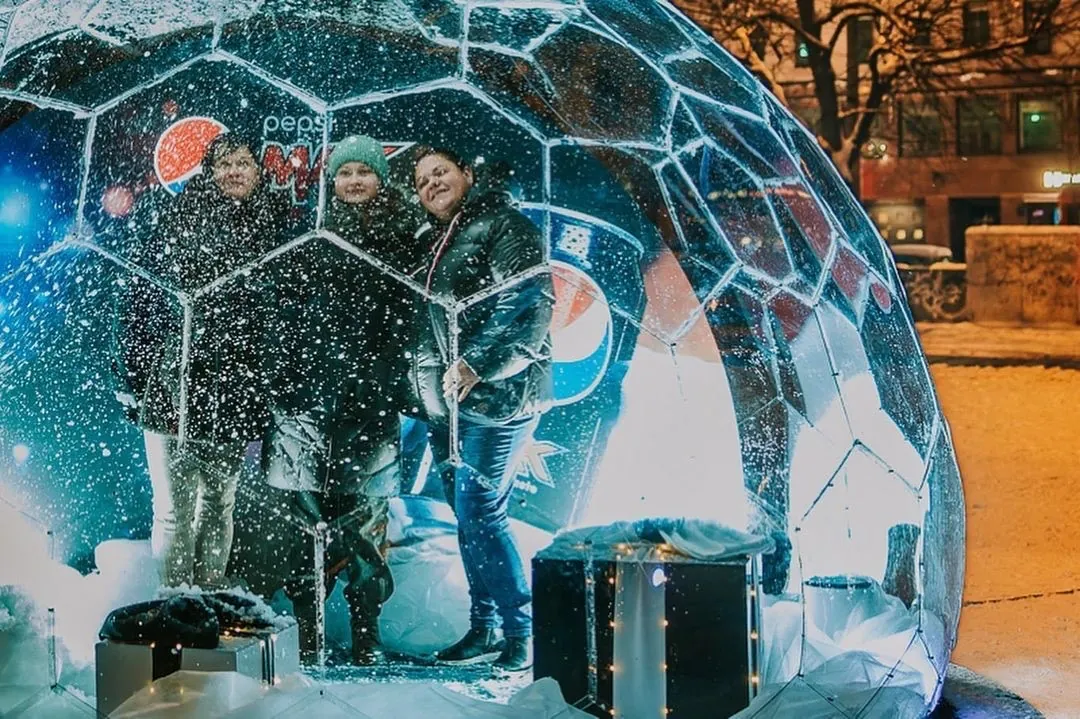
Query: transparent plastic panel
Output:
[[688, 99, 800, 182], [821, 244, 871, 327], [770, 184, 834, 295], [0, 101, 87, 277], [664, 55, 764, 119], [584, 0, 694, 64], [80, 0, 253, 44], [918, 428, 965, 680], [735, 676, 848, 718], [0, 28, 212, 109], [533, 23, 672, 144], [795, 447, 923, 715], [464, 48, 569, 140], [669, 99, 702, 153], [657, 159, 736, 306], [0, 249, 152, 567], [858, 294, 939, 465], [815, 301, 924, 486], [551, 145, 657, 239], [0, 496, 57, 715], [468, 6, 575, 53], [87, 60, 318, 271], [332, 88, 544, 201], [219, 4, 458, 104], [681, 143, 794, 282], [0, 249, 163, 712], [767, 97, 891, 279], [397, 0, 463, 44], [658, 4, 763, 110], [703, 284, 778, 422], [767, 291, 852, 451], [588, 332, 747, 530]]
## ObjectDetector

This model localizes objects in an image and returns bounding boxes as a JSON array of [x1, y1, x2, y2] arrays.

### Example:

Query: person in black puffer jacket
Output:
[[411, 146, 553, 673], [260, 135, 425, 665], [112, 133, 291, 590]]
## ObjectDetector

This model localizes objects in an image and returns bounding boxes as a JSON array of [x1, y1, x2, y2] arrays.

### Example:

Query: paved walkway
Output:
[[917, 322, 1080, 367]]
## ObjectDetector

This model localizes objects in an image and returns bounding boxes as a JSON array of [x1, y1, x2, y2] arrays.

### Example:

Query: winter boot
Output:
[[350, 618, 384, 666], [434, 627, 505, 665], [492, 636, 532, 673]]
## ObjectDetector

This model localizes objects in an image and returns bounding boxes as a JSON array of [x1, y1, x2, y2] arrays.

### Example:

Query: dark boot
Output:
[[492, 636, 532, 673], [434, 627, 505, 665], [350, 618, 384, 666]]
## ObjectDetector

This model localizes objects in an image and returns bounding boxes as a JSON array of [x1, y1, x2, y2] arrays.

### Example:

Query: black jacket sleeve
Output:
[[460, 210, 553, 382]]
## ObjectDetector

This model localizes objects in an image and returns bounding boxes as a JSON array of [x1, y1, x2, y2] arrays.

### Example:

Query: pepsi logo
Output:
[[549, 260, 612, 406], [153, 116, 227, 195]]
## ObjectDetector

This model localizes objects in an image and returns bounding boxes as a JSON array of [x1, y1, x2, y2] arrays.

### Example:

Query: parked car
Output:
[[889, 243, 954, 266]]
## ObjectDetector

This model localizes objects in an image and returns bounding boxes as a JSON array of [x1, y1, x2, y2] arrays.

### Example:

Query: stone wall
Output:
[[965, 226, 1080, 324]]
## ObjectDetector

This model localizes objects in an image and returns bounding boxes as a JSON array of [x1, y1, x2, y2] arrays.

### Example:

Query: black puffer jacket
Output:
[[113, 175, 290, 443], [262, 189, 425, 495], [411, 174, 554, 425]]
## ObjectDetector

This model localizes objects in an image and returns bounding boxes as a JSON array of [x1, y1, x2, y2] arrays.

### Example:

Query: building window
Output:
[[1024, 0, 1053, 54], [749, 25, 768, 58], [1018, 97, 1063, 152], [956, 97, 1002, 156], [899, 103, 943, 157], [962, 1, 990, 46], [795, 37, 811, 67], [848, 16, 874, 64]]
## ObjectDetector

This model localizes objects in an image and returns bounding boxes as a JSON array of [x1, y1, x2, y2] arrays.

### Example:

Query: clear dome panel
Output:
[[655, 159, 737, 305], [219, 2, 459, 105], [0, 101, 87, 276], [86, 60, 318, 273], [919, 428, 965, 679], [0, 249, 151, 561], [468, 5, 578, 54], [0, 25, 212, 110], [665, 56, 764, 119], [766, 97, 891, 281], [332, 88, 545, 200], [584, 0, 695, 66], [533, 22, 672, 144]]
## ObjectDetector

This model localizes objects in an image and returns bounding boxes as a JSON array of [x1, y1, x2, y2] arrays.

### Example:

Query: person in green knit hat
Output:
[[260, 134, 425, 665]]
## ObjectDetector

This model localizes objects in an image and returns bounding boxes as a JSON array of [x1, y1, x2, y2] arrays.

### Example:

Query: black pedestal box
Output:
[[533, 541, 762, 719]]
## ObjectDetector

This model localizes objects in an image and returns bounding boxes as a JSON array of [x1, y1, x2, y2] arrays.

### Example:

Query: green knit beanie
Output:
[[328, 135, 389, 183]]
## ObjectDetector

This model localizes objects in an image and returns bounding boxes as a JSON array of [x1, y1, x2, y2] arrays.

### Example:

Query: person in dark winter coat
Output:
[[113, 133, 291, 590], [261, 134, 425, 665], [411, 146, 554, 673]]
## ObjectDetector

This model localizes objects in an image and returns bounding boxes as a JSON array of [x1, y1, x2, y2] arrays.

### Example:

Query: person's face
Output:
[[334, 161, 381, 205], [211, 147, 259, 200], [414, 154, 473, 221]]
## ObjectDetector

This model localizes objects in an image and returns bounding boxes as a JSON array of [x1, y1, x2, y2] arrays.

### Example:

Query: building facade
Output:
[[674, 0, 1079, 262]]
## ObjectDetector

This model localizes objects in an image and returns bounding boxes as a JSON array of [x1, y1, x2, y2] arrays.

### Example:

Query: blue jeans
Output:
[[430, 414, 538, 638]]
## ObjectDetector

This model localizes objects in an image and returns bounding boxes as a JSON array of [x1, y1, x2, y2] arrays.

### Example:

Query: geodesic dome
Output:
[[0, 0, 963, 716]]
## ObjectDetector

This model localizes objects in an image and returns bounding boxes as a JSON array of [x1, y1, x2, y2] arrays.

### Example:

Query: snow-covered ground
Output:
[[932, 364, 1080, 719]]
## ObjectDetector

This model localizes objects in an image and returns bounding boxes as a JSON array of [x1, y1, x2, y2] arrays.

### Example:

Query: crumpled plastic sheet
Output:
[[737, 580, 938, 718], [549, 517, 774, 561]]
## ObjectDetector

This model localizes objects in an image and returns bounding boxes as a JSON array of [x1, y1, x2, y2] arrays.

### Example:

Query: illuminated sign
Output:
[[1043, 170, 1080, 189]]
